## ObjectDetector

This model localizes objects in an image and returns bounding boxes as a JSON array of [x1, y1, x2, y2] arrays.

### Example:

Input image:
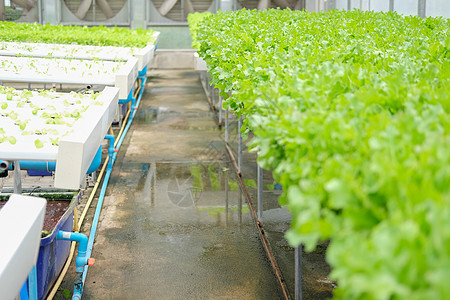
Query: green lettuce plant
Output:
[[191, 9, 450, 299]]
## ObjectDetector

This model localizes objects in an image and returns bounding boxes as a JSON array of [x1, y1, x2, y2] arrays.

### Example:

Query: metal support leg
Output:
[[295, 245, 303, 300], [418, 0, 426, 18], [218, 94, 223, 128], [209, 79, 213, 98], [238, 190, 242, 225], [225, 109, 229, 143], [14, 161, 22, 194], [238, 116, 242, 175], [212, 85, 216, 109], [225, 172, 229, 226], [257, 163, 263, 222]]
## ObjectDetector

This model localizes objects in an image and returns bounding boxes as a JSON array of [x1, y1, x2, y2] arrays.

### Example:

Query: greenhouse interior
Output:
[[0, 0, 449, 299]]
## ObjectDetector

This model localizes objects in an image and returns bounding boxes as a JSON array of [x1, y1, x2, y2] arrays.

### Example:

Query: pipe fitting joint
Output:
[[56, 231, 90, 272], [0, 160, 11, 171]]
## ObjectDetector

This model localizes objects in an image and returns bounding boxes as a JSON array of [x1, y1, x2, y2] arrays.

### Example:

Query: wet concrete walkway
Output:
[[82, 70, 282, 299]]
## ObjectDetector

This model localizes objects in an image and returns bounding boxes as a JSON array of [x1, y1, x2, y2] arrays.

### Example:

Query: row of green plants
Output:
[[0, 22, 156, 48], [191, 9, 450, 299], [0, 87, 102, 148]]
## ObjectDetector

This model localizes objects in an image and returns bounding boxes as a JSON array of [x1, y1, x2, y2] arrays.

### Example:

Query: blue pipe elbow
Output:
[[138, 65, 148, 77], [104, 135, 115, 155], [131, 96, 137, 111], [104, 135, 116, 170], [56, 231, 89, 272], [118, 89, 134, 105]]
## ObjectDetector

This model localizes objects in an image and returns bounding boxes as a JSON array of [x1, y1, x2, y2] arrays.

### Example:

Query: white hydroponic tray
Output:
[[0, 41, 155, 71], [0, 87, 119, 189], [0, 56, 138, 99]]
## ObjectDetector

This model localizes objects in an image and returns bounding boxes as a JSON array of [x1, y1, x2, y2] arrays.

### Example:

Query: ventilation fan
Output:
[[150, 0, 214, 22], [63, 0, 127, 22], [237, 0, 301, 10]]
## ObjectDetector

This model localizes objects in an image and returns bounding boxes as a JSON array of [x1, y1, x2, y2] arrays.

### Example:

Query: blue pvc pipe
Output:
[[0, 146, 102, 175], [56, 231, 89, 300], [75, 74, 148, 300], [115, 74, 146, 150], [104, 135, 115, 169], [56, 231, 89, 272], [76, 160, 112, 299], [19, 161, 56, 172], [118, 89, 134, 105], [20, 280, 29, 300], [27, 266, 38, 300], [104, 135, 115, 157], [138, 65, 148, 77]]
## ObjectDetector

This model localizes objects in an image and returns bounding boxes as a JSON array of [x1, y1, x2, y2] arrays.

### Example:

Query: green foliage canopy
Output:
[[0, 22, 156, 47], [191, 9, 450, 299]]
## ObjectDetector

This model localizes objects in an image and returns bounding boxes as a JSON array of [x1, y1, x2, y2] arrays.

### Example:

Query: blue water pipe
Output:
[[138, 66, 148, 77], [19, 265, 38, 300], [74, 72, 148, 300], [118, 89, 136, 107], [56, 231, 93, 300], [104, 135, 116, 169], [1, 68, 149, 300], [56, 231, 90, 272], [0, 146, 102, 175]]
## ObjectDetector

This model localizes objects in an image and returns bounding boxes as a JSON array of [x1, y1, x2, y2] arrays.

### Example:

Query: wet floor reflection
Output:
[[77, 70, 333, 300], [132, 161, 250, 227], [85, 160, 282, 299]]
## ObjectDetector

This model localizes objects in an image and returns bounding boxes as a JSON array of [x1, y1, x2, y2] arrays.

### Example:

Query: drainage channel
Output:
[[57, 70, 283, 299]]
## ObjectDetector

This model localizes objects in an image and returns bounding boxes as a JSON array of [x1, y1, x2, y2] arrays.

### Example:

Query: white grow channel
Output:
[[0, 56, 137, 99], [0, 40, 157, 71], [0, 87, 119, 189]]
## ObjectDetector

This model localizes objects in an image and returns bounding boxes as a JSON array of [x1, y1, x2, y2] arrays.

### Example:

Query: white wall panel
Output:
[[335, 0, 348, 10], [394, 0, 418, 15], [304, 0, 450, 16], [370, 0, 389, 12], [427, 0, 450, 18]]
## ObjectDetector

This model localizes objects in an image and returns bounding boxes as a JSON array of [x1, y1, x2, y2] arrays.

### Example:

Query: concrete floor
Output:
[[74, 70, 282, 299], [56, 69, 334, 300]]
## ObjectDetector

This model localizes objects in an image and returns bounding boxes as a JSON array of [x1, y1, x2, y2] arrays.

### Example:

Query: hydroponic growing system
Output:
[[0, 24, 159, 300], [190, 9, 450, 300]]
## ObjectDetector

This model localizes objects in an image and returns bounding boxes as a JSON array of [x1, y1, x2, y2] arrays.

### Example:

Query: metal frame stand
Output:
[[14, 161, 22, 194], [225, 108, 229, 143], [295, 245, 303, 300], [238, 116, 242, 175], [218, 93, 223, 128], [212, 83, 216, 109], [257, 163, 263, 222]]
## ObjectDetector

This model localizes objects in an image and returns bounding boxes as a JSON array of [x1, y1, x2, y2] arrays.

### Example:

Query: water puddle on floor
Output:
[[76, 69, 334, 300], [82, 161, 284, 299]]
